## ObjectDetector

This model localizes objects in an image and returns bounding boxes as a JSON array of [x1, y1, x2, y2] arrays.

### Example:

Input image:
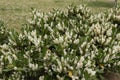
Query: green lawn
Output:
[[0, 0, 119, 31]]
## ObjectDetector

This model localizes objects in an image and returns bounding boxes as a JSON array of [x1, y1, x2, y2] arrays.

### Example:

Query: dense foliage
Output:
[[0, 5, 120, 80]]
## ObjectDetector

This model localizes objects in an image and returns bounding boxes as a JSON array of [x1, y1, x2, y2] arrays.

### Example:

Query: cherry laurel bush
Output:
[[0, 5, 120, 80]]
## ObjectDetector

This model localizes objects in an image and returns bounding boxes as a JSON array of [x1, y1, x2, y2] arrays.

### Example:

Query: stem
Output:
[[114, 0, 117, 8]]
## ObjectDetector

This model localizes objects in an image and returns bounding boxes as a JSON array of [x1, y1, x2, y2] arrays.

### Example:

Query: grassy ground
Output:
[[0, 0, 120, 31]]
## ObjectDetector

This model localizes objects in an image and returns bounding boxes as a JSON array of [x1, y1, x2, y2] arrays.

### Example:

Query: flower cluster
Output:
[[0, 5, 120, 80]]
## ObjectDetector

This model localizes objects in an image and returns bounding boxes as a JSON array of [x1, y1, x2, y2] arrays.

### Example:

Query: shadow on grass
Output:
[[87, 1, 114, 8]]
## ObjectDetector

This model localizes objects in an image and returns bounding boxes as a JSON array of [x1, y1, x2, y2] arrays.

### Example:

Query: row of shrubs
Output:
[[0, 5, 120, 80]]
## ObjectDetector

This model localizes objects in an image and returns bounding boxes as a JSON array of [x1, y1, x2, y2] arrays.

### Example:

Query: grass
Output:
[[0, 0, 120, 31]]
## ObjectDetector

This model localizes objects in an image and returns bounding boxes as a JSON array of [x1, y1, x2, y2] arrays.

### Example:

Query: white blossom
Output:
[[85, 60, 91, 67], [104, 54, 110, 63], [76, 56, 84, 69], [85, 68, 96, 76], [104, 37, 112, 45], [56, 59, 62, 72], [73, 39, 79, 44], [57, 23, 63, 30], [116, 33, 120, 40], [81, 77, 85, 80], [113, 45, 120, 53], [106, 28, 112, 36], [44, 34, 48, 39], [7, 56, 12, 64], [39, 76, 44, 80], [81, 42, 87, 48], [71, 76, 79, 80], [29, 63, 38, 71], [56, 75, 64, 80], [14, 67, 17, 70]]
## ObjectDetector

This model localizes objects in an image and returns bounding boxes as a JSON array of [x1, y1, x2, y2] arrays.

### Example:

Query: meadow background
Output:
[[0, 0, 120, 31]]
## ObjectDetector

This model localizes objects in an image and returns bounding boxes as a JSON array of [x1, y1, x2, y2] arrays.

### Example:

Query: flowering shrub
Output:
[[0, 5, 120, 80]]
